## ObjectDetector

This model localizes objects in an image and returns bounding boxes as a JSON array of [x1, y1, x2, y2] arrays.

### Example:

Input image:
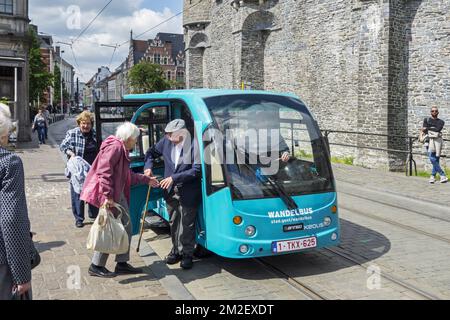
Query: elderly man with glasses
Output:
[[421, 107, 448, 184]]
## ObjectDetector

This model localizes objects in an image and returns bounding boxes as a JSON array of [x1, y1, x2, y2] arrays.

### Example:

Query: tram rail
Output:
[[339, 194, 450, 245]]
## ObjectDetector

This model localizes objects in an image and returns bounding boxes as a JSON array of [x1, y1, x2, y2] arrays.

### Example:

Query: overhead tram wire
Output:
[[56, 41, 80, 70], [116, 0, 205, 48], [72, 0, 113, 45], [100, 43, 119, 69], [55, 0, 204, 71]]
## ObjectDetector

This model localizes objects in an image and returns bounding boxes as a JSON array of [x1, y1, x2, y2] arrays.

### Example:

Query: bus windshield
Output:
[[203, 94, 335, 200]]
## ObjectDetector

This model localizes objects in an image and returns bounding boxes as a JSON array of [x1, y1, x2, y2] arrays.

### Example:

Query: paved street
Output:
[[16, 116, 450, 300], [21, 117, 170, 300]]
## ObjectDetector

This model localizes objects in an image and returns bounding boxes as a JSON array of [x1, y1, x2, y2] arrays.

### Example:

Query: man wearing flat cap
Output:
[[144, 119, 202, 269]]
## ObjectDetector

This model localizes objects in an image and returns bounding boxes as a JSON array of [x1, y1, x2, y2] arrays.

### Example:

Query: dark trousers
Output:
[[36, 127, 45, 144], [165, 188, 198, 257], [44, 126, 48, 139], [70, 183, 99, 223]]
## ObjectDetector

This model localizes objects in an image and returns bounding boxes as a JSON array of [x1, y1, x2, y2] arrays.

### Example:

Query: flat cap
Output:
[[165, 119, 186, 133]]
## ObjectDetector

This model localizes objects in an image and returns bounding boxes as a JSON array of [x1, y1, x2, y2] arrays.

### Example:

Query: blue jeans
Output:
[[70, 183, 99, 223], [428, 152, 446, 177], [36, 127, 45, 143]]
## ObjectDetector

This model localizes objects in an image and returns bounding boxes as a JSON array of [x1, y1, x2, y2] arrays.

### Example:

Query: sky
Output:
[[29, 0, 184, 82]]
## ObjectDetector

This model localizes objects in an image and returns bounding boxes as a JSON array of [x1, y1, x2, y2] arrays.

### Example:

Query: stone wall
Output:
[[184, 0, 450, 170], [407, 0, 450, 170]]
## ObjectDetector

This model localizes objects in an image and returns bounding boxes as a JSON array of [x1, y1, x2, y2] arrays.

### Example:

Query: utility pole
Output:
[[60, 50, 65, 115], [76, 77, 79, 106]]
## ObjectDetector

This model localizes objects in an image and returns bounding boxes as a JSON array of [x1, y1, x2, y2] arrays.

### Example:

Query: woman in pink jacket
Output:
[[81, 122, 158, 278]]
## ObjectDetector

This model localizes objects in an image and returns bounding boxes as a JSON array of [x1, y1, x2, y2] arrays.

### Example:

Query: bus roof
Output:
[[123, 89, 300, 101]]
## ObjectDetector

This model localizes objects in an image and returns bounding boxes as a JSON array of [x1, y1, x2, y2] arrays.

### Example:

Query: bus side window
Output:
[[203, 128, 226, 195]]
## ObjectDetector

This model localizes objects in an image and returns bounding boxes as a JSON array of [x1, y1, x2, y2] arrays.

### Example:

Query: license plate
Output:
[[272, 236, 317, 253]]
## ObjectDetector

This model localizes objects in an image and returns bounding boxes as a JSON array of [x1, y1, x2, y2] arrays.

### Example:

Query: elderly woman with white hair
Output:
[[0, 103, 33, 299], [80, 122, 159, 278]]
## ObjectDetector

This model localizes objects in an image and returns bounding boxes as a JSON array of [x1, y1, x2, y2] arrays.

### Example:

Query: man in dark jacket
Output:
[[144, 119, 201, 269]]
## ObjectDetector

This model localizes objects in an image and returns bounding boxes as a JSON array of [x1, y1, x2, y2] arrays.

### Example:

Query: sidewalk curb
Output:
[[134, 236, 195, 300]]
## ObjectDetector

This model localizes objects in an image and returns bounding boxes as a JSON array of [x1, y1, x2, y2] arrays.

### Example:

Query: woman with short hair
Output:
[[32, 108, 48, 145], [0, 103, 33, 299], [81, 122, 159, 278], [60, 111, 99, 228]]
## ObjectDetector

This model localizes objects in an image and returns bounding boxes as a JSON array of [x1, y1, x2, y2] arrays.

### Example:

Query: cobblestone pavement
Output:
[[140, 163, 450, 300], [332, 163, 450, 207], [18, 118, 170, 300], [16, 116, 450, 300]]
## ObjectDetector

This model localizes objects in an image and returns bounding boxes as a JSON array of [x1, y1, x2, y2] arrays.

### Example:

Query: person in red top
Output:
[[81, 122, 158, 278]]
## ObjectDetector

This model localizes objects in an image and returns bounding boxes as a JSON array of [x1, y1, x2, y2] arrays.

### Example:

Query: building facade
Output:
[[38, 32, 55, 106], [184, 0, 450, 170], [127, 32, 186, 91], [0, 0, 30, 141]]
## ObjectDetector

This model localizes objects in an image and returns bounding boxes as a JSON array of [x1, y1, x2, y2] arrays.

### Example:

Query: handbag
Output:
[[86, 204, 130, 255]]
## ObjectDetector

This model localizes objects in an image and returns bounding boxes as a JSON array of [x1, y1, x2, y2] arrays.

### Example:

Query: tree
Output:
[[28, 27, 53, 108], [53, 65, 61, 104], [128, 62, 171, 94]]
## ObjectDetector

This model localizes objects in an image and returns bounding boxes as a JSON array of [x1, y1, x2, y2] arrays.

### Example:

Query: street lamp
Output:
[[60, 50, 65, 115]]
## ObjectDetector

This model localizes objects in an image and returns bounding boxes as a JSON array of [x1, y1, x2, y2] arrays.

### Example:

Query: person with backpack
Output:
[[32, 108, 48, 145], [421, 106, 448, 184]]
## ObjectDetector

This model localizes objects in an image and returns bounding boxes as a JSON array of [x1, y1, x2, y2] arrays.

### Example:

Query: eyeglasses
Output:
[[431, 110, 439, 113]]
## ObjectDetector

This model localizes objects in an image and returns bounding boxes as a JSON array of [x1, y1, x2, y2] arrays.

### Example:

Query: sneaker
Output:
[[75, 221, 84, 228], [88, 264, 115, 278], [429, 176, 436, 184], [165, 252, 182, 265], [114, 262, 143, 275], [440, 176, 448, 183], [180, 255, 193, 270]]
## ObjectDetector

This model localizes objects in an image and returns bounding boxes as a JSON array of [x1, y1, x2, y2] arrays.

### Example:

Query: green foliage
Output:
[[128, 62, 171, 94], [53, 65, 61, 104], [331, 156, 354, 165], [0, 97, 9, 104], [28, 27, 54, 105], [415, 167, 450, 178], [295, 150, 313, 159], [295, 150, 354, 166]]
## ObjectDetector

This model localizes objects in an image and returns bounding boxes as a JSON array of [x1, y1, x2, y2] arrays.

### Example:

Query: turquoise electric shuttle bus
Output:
[[94, 89, 339, 258]]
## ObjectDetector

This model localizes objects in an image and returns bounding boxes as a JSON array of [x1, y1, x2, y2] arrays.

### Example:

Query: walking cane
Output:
[[136, 185, 152, 253]]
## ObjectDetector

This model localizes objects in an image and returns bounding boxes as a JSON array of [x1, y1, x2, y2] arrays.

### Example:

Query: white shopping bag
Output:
[[86, 204, 129, 254]]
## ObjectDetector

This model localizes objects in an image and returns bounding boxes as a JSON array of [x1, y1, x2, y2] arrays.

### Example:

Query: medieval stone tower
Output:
[[184, 0, 450, 170]]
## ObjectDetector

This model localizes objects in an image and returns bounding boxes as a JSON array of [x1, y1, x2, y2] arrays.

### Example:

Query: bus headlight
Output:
[[323, 217, 332, 227], [331, 233, 338, 241], [245, 226, 256, 237], [239, 244, 249, 254]]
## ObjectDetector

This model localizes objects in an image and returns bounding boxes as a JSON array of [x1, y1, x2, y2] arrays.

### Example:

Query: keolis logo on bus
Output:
[[268, 207, 313, 218]]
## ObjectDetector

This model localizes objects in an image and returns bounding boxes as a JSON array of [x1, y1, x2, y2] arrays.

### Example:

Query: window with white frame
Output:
[[153, 54, 161, 64]]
